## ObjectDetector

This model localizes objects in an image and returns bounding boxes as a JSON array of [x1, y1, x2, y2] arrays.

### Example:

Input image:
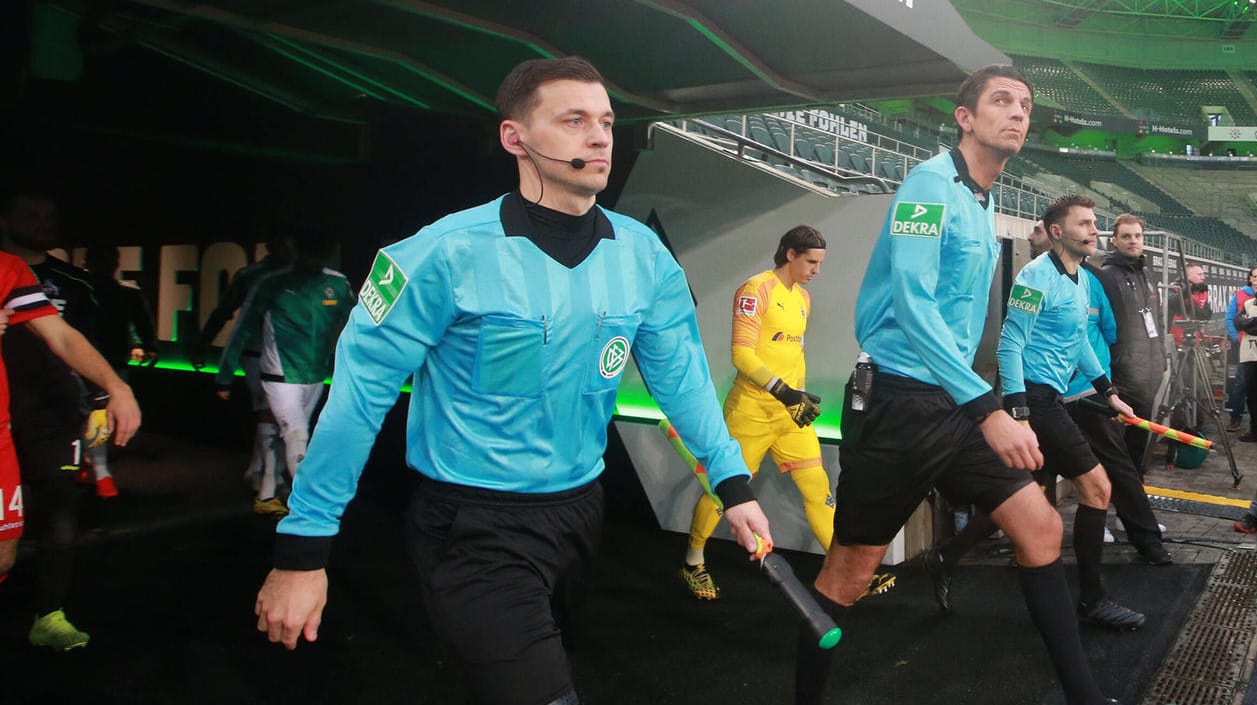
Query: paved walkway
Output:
[[958, 412, 1257, 705], [7, 402, 1257, 705]]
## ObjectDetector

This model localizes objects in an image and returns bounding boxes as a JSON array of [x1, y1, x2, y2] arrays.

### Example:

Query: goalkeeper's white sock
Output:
[[685, 547, 705, 566], [87, 446, 111, 480]]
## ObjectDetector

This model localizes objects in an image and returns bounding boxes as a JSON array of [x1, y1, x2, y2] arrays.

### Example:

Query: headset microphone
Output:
[[515, 139, 586, 169]]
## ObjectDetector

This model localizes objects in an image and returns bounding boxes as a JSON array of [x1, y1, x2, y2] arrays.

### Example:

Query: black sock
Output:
[[940, 511, 998, 571], [794, 587, 847, 705], [1074, 505, 1107, 605], [1018, 560, 1105, 705]]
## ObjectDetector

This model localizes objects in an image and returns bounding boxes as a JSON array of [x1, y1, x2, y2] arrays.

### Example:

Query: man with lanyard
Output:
[[1098, 215, 1166, 475], [925, 207, 1172, 614], [996, 194, 1144, 630], [926, 210, 1175, 612], [253, 57, 771, 705], [795, 66, 1121, 705]]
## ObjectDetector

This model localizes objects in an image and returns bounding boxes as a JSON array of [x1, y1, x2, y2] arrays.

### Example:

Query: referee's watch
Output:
[[1010, 406, 1031, 421]]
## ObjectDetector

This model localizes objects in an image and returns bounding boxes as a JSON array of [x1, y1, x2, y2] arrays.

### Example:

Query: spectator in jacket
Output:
[[1230, 266, 1257, 442], [1224, 268, 1257, 432], [1097, 214, 1166, 475]]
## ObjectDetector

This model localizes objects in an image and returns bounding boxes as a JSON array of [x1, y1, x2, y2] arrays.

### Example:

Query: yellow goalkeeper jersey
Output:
[[730, 269, 809, 396]]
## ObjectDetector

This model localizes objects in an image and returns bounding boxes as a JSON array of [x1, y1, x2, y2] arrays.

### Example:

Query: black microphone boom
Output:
[[518, 140, 586, 169]]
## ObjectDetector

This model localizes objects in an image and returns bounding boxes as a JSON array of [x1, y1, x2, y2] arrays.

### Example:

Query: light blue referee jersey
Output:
[[855, 151, 999, 406], [998, 252, 1105, 396], [1064, 263, 1117, 399], [280, 196, 747, 539]]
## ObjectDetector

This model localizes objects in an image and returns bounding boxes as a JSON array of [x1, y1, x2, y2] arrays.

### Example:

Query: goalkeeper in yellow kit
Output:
[[680, 226, 895, 600]]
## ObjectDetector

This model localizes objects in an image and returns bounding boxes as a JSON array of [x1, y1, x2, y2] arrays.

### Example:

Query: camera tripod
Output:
[[1146, 322, 1242, 488]]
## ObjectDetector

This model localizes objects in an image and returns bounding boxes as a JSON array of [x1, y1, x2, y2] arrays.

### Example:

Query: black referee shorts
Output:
[[1025, 383, 1100, 479], [836, 372, 1033, 547], [405, 477, 603, 705]]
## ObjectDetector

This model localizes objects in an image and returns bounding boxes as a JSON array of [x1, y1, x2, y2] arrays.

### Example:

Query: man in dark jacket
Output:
[[1098, 214, 1166, 475]]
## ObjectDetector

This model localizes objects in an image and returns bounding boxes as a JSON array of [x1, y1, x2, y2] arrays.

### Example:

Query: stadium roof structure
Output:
[[33, 0, 1009, 124], [952, 0, 1257, 63]]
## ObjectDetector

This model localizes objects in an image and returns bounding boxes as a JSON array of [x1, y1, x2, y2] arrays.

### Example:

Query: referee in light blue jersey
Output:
[[998, 194, 1145, 631], [796, 66, 1122, 705], [250, 56, 773, 705]]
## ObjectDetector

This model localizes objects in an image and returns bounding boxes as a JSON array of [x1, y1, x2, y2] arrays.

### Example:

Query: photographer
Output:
[[1168, 263, 1212, 349]]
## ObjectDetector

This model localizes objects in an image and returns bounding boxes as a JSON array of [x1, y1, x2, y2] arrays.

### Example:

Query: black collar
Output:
[[1048, 250, 1078, 283], [949, 148, 991, 210], [500, 191, 615, 241]]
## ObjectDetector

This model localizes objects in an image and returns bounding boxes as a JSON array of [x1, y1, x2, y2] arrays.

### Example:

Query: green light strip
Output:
[[687, 20, 766, 83], [258, 38, 390, 103], [142, 43, 314, 117], [269, 36, 431, 108], [610, 387, 842, 442], [137, 359, 404, 392], [136, 363, 836, 440], [393, 62, 494, 111]]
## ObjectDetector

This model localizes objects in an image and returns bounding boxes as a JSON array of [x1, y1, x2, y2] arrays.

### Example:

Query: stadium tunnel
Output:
[[5, 3, 1257, 704]]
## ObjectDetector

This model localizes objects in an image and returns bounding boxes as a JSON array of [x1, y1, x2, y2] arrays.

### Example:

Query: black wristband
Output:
[[961, 391, 1000, 422], [274, 533, 335, 571], [1002, 392, 1028, 413], [714, 476, 756, 510], [1090, 375, 1115, 397]]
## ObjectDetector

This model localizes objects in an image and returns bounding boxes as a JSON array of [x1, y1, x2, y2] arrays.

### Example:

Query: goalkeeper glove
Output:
[[767, 379, 822, 427], [84, 393, 112, 448]]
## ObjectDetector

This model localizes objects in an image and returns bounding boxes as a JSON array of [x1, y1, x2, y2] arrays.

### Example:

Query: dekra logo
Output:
[[891, 202, 944, 238]]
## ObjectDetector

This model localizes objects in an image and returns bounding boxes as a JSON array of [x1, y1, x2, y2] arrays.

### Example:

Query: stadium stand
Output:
[[1140, 213, 1257, 263], [1019, 147, 1193, 214], [1130, 161, 1257, 241], [671, 103, 1255, 266], [1009, 55, 1117, 116], [1076, 63, 1257, 125]]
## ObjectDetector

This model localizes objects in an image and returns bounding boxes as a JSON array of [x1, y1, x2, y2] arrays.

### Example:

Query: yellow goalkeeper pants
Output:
[[688, 394, 833, 551]]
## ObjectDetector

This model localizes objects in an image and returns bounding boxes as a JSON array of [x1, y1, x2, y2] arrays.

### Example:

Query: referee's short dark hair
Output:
[[956, 65, 1034, 112], [1042, 194, 1095, 232], [773, 225, 826, 267], [495, 57, 606, 122]]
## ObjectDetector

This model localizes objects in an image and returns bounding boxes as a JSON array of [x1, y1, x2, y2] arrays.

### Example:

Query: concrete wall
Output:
[[612, 128, 1031, 562]]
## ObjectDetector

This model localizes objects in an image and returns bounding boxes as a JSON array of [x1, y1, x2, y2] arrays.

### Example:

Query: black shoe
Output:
[[1240, 431, 1257, 442], [1236, 513, 1257, 534], [1137, 544, 1173, 566], [1078, 599, 1146, 630], [922, 547, 952, 614]]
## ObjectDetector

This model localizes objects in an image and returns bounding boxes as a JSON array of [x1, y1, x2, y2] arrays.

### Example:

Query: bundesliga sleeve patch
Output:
[[1008, 284, 1045, 314], [890, 202, 945, 238], [737, 295, 758, 316], [359, 251, 408, 325]]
